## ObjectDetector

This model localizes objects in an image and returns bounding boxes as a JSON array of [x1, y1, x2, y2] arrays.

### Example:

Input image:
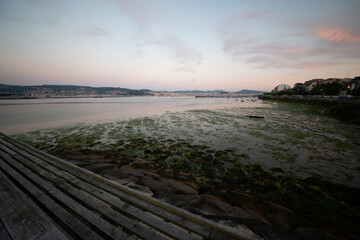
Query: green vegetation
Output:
[[310, 82, 343, 95]]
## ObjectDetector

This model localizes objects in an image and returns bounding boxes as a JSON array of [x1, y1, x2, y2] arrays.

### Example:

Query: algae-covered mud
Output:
[[14, 100, 360, 187], [12, 98, 360, 239]]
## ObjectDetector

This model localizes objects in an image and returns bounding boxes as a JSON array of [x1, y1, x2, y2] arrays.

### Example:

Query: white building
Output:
[[271, 84, 291, 93]]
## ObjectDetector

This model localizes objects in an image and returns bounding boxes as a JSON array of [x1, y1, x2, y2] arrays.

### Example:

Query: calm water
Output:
[[0, 96, 263, 134]]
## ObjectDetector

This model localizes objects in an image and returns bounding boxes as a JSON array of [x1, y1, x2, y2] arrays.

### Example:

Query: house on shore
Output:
[[271, 84, 291, 93]]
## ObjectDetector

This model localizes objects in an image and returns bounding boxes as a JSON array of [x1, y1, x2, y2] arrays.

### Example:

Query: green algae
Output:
[[11, 100, 360, 187]]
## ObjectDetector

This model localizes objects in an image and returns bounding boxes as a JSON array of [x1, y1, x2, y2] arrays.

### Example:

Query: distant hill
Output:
[[173, 89, 263, 94], [173, 90, 228, 94], [233, 89, 264, 94], [0, 84, 151, 96]]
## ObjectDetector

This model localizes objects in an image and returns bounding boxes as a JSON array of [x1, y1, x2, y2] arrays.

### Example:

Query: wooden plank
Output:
[[0, 147, 135, 240], [0, 150, 105, 240], [0, 137, 210, 237], [0, 220, 12, 240], [1, 139, 202, 240], [0, 169, 70, 240], [0, 134, 256, 240], [4, 146, 169, 240]]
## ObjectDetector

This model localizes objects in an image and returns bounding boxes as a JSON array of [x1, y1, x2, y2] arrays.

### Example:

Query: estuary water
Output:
[[0, 96, 264, 134]]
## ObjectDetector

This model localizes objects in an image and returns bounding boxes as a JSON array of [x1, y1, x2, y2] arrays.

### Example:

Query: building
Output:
[[271, 84, 291, 93]]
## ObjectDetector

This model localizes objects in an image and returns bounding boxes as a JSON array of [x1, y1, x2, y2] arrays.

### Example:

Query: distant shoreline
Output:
[[260, 95, 360, 124]]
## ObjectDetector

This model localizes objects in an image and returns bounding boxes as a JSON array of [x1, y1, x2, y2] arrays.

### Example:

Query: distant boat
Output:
[[248, 115, 264, 119]]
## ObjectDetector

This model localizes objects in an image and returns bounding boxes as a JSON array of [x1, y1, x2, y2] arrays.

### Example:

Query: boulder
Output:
[[83, 163, 115, 173], [120, 168, 144, 178], [126, 183, 154, 197], [130, 158, 150, 168], [141, 177, 198, 196], [194, 194, 263, 225]]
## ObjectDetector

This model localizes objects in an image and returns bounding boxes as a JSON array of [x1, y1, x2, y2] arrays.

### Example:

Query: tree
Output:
[[323, 82, 343, 95], [293, 85, 308, 95], [309, 82, 343, 96], [309, 83, 323, 95]]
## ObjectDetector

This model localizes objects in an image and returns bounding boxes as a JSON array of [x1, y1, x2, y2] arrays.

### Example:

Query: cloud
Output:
[[0, 0, 69, 27], [231, 10, 271, 20], [74, 27, 108, 38], [175, 65, 197, 74], [219, 7, 360, 70], [107, 0, 162, 29], [300, 62, 343, 70], [135, 35, 202, 72], [317, 29, 360, 43]]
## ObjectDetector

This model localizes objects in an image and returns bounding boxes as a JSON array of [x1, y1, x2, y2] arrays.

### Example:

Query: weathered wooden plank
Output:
[[0, 133, 256, 240], [0, 169, 70, 240], [0, 150, 104, 240], [5, 147, 168, 240], [1, 139, 201, 240], [0, 219, 13, 240], [0, 147, 134, 240], [0, 137, 211, 237]]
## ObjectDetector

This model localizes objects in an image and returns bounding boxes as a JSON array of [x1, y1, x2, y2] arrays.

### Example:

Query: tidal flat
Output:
[[14, 101, 360, 187], [12, 100, 360, 239]]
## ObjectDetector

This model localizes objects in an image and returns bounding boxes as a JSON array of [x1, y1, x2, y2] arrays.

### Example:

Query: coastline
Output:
[[259, 95, 360, 124]]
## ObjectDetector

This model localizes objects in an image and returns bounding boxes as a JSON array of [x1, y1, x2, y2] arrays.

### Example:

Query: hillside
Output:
[[0, 84, 151, 96]]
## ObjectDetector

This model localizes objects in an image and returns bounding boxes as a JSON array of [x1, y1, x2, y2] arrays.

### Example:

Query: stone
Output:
[[83, 163, 115, 173], [195, 194, 264, 225], [139, 169, 161, 179], [141, 176, 173, 195], [141, 177, 198, 196], [272, 214, 292, 231], [130, 158, 150, 168], [293, 227, 341, 240], [119, 168, 144, 178], [160, 178, 198, 195], [111, 178, 138, 185], [126, 183, 154, 197]]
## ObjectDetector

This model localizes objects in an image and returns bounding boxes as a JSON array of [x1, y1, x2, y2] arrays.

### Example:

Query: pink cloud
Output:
[[317, 29, 360, 43], [284, 48, 305, 54], [300, 62, 343, 70]]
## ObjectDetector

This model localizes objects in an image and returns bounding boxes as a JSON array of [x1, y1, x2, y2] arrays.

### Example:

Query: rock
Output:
[[215, 220, 262, 240], [160, 178, 198, 195], [111, 178, 138, 185], [195, 194, 264, 225], [130, 158, 150, 168], [195, 176, 211, 184], [100, 169, 129, 179], [141, 176, 173, 195], [141, 177, 198, 196], [139, 169, 161, 179], [83, 163, 115, 173], [120, 168, 144, 178], [126, 183, 154, 197], [272, 214, 292, 231], [293, 227, 341, 240]]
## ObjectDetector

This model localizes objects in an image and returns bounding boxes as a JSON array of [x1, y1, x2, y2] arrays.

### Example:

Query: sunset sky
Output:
[[0, 0, 359, 91]]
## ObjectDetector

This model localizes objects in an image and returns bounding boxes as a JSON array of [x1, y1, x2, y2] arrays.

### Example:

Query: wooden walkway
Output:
[[0, 133, 256, 240]]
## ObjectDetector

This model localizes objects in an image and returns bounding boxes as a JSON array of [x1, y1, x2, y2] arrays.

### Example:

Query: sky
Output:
[[0, 0, 359, 91]]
